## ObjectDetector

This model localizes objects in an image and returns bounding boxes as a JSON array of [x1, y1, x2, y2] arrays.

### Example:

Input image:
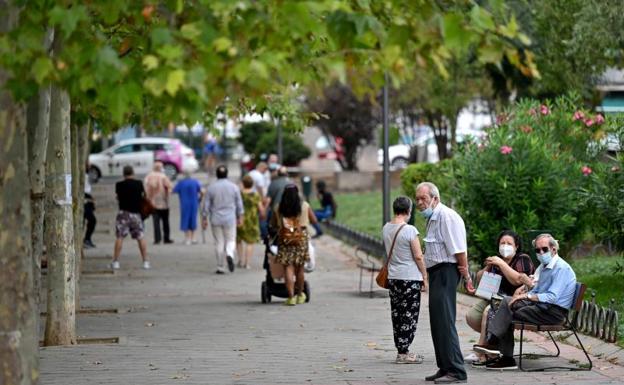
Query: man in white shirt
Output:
[[415, 182, 472, 384], [248, 161, 268, 197]]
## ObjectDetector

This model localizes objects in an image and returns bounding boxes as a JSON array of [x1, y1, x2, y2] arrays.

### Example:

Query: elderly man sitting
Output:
[[474, 233, 577, 370]]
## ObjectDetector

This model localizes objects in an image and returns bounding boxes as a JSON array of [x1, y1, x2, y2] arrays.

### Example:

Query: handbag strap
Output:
[[384, 224, 406, 268]]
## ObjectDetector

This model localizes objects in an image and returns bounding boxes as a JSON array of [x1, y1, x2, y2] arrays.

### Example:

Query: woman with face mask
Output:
[[463, 230, 535, 366]]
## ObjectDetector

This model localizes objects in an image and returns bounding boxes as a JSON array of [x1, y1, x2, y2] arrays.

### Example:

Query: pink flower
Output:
[[573, 111, 585, 121], [496, 114, 508, 125], [584, 118, 594, 127], [499, 145, 513, 155], [528, 108, 537, 116], [581, 165, 593, 176], [540, 104, 550, 115], [595, 114, 605, 124], [520, 125, 533, 133]]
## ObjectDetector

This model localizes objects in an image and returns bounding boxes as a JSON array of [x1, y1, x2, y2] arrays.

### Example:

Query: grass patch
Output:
[[569, 255, 624, 347], [334, 190, 427, 238]]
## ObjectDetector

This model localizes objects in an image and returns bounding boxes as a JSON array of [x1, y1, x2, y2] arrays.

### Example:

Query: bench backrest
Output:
[[572, 282, 586, 312]]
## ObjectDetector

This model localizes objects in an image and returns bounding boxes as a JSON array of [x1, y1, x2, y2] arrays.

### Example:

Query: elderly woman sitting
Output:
[[464, 230, 535, 366]]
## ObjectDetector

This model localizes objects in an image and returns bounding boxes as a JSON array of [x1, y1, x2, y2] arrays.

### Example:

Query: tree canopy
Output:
[[0, 0, 537, 129]]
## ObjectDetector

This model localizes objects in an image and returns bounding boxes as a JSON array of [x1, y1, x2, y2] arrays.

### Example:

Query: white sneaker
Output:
[[110, 261, 120, 270], [396, 352, 423, 364], [142, 261, 151, 270], [463, 352, 479, 363]]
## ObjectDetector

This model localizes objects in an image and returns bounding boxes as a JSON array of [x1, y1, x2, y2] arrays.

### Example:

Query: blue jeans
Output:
[[314, 206, 333, 222]]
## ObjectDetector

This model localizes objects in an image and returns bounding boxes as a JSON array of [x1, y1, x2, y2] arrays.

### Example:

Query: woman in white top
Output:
[[382, 196, 428, 364]]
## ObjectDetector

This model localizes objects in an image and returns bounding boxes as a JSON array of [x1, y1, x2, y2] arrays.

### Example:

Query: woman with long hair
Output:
[[271, 184, 317, 305]]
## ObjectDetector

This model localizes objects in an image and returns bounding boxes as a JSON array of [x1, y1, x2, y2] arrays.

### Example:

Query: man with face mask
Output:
[[474, 233, 577, 370], [415, 182, 471, 384]]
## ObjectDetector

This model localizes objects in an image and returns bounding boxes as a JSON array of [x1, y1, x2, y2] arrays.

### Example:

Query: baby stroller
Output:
[[260, 232, 311, 304]]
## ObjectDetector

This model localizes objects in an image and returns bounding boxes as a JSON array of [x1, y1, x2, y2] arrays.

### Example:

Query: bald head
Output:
[[153, 161, 163, 172]]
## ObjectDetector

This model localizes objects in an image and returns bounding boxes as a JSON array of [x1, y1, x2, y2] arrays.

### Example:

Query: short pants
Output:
[[115, 211, 144, 240]]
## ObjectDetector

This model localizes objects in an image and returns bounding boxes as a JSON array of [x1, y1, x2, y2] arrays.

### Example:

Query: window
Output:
[[142, 143, 166, 151], [114, 145, 134, 154]]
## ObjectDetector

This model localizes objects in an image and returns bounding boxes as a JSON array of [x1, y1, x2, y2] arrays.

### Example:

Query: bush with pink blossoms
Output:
[[452, 95, 619, 261]]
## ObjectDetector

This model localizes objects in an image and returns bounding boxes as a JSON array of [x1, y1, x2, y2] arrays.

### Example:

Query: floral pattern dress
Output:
[[237, 191, 261, 243]]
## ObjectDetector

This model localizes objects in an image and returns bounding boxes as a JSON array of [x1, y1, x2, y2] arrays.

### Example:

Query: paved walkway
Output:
[[39, 176, 624, 384]]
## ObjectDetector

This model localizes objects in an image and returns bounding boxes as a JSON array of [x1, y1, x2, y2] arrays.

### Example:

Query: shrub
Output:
[[579, 122, 624, 253], [400, 159, 455, 200], [254, 130, 311, 166], [240, 121, 311, 166], [452, 96, 606, 261]]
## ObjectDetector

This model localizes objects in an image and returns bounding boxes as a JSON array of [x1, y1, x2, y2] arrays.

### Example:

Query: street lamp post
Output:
[[382, 73, 391, 226]]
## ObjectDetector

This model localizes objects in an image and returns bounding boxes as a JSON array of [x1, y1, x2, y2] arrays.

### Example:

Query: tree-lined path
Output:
[[38, 176, 624, 385]]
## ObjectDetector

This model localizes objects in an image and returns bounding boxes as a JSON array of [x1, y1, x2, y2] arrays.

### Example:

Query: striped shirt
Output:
[[423, 203, 467, 269]]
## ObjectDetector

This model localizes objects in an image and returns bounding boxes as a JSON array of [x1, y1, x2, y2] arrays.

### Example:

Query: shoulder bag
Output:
[[376, 224, 406, 289]]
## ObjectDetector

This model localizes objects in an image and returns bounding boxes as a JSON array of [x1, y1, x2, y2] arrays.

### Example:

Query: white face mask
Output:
[[499, 244, 515, 258]]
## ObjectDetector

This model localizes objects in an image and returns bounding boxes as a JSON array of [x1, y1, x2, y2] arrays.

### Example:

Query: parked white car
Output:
[[88, 137, 199, 182], [377, 130, 485, 169]]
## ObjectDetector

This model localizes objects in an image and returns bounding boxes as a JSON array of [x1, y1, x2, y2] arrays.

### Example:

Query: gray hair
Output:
[[532, 233, 560, 250], [415, 182, 440, 200]]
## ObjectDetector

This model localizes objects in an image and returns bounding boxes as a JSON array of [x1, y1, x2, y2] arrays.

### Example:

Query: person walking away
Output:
[[236, 175, 266, 268], [270, 184, 318, 305], [415, 182, 472, 384], [464, 230, 534, 365], [111, 165, 151, 270], [311, 180, 337, 238], [473, 233, 577, 370], [144, 161, 173, 244], [266, 166, 290, 211], [202, 165, 244, 274], [202, 134, 220, 173], [383, 196, 428, 364], [83, 165, 97, 248], [248, 161, 269, 197], [173, 170, 203, 245], [248, 161, 269, 239]]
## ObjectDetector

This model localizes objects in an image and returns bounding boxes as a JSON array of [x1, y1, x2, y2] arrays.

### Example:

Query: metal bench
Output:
[[513, 282, 592, 371], [355, 247, 382, 298]]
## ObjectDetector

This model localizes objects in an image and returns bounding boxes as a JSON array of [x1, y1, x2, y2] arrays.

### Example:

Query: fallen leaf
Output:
[[365, 342, 377, 347]]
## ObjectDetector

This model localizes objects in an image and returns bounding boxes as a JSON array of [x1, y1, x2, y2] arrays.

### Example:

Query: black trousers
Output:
[[427, 263, 466, 380], [388, 279, 422, 354], [488, 297, 568, 357], [84, 200, 96, 242], [152, 208, 171, 243]]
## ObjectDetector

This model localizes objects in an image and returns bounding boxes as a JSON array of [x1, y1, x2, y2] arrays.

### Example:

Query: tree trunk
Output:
[[0, 3, 39, 383], [70, 123, 83, 311], [43, 87, 76, 346], [26, 85, 51, 321]]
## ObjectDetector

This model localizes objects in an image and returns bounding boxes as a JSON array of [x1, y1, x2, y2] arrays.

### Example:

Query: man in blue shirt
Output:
[[474, 233, 577, 370]]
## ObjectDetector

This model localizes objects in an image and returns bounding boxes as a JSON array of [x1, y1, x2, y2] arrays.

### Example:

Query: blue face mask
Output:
[[419, 198, 435, 218], [420, 207, 433, 218], [537, 251, 553, 265]]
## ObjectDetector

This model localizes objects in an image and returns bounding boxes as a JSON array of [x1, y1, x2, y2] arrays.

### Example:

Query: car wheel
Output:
[[163, 163, 178, 180], [391, 157, 409, 169], [88, 166, 100, 184]]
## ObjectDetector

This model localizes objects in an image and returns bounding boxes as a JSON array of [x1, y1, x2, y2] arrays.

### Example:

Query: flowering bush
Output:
[[452, 95, 610, 261], [579, 123, 624, 253]]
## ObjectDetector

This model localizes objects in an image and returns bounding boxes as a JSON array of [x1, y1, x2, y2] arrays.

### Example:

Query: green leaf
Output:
[[48, 5, 88, 38], [31, 57, 53, 84], [142, 55, 159, 71], [157, 45, 184, 62], [470, 6, 495, 31], [442, 13, 472, 52], [249, 60, 269, 79], [213, 37, 232, 52], [180, 23, 201, 40], [165, 69, 186, 96]]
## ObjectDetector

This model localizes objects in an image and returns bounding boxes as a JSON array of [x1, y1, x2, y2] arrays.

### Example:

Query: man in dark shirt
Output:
[[111, 165, 150, 270]]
